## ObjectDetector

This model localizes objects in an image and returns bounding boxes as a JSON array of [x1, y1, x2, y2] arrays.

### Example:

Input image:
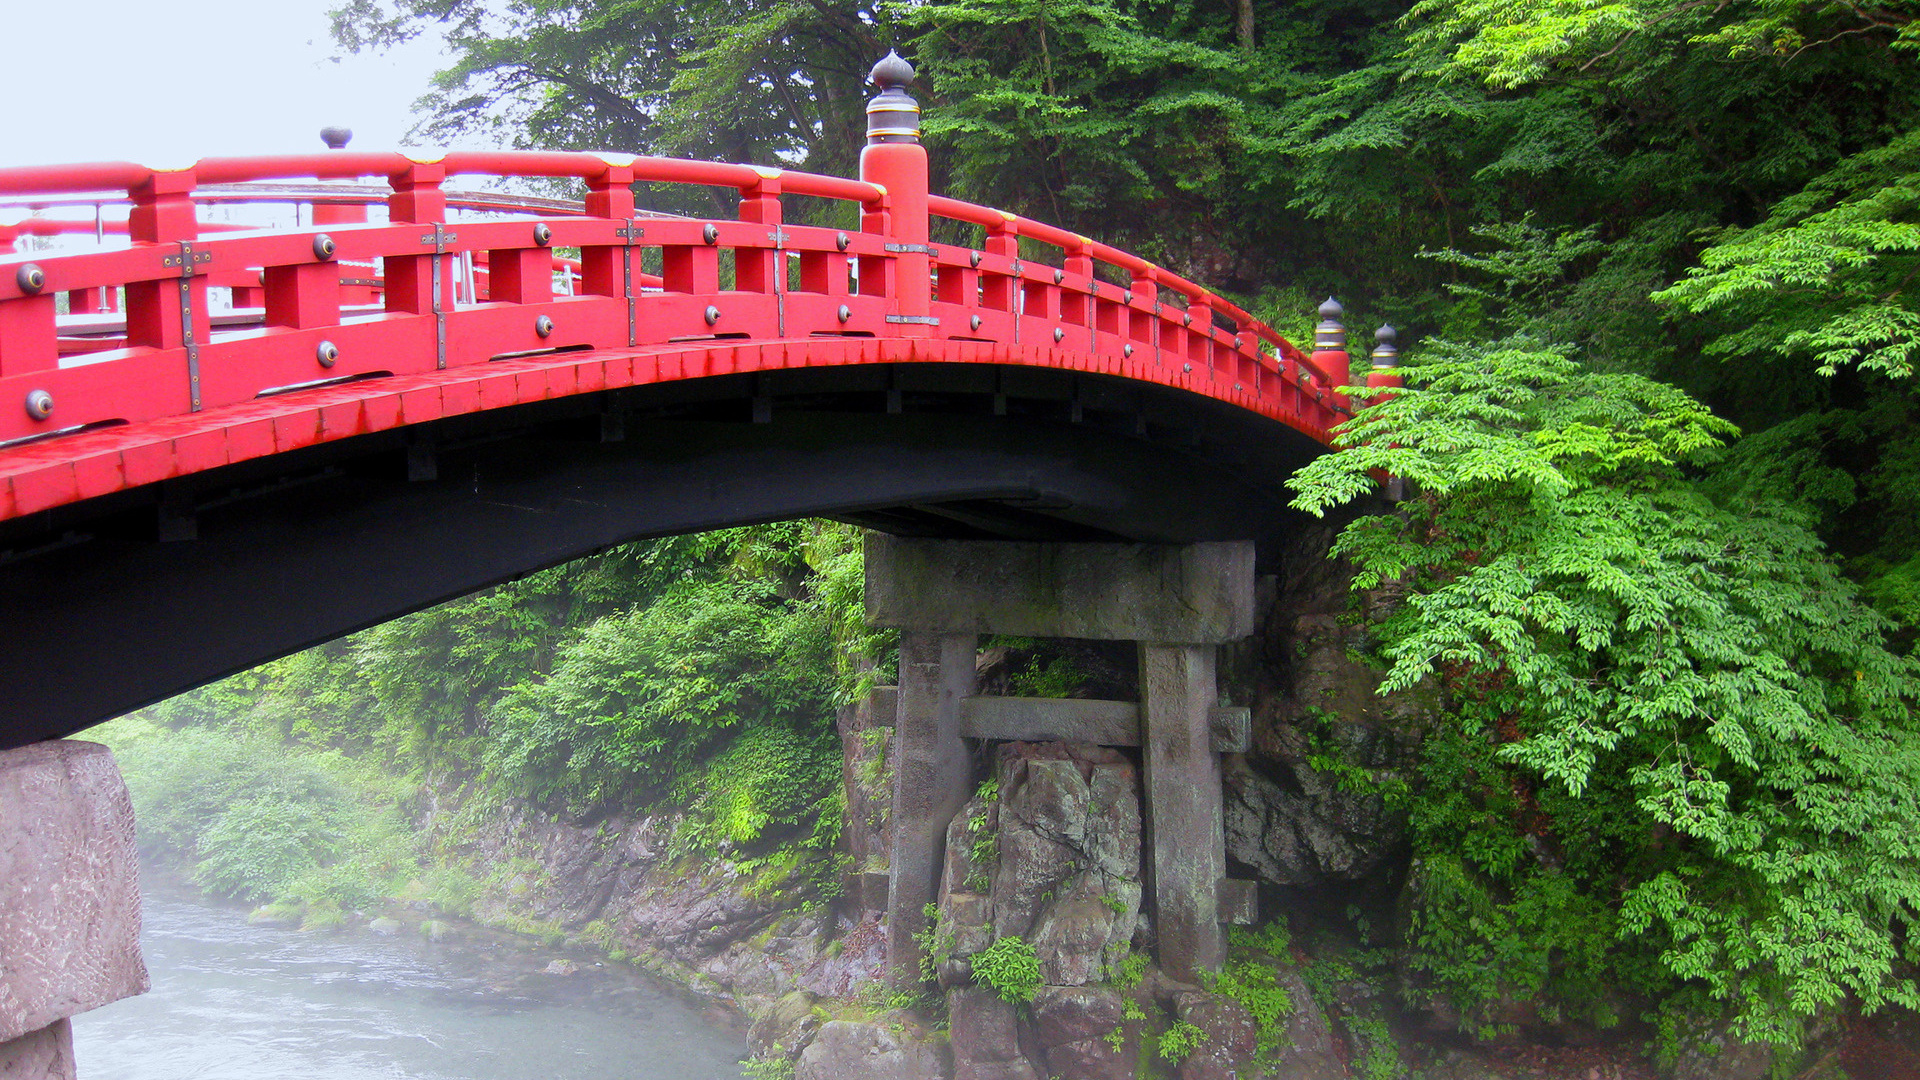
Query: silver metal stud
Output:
[[1182, 363, 1192, 373], [1124, 344, 1134, 358], [837, 304, 852, 324], [535, 315, 554, 338], [1053, 327, 1065, 343], [970, 315, 982, 331], [705, 304, 721, 326], [15, 264, 45, 294], [316, 340, 338, 368], [312, 234, 335, 260], [836, 232, 850, 252], [1053, 268, 1064, 284], [970, 251, 981, 268], [703, 223, 719, 245], [533, 222, 552, 246], [23, 389, 51, 420]]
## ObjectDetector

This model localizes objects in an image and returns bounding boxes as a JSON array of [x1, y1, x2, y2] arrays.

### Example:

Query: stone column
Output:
[[1139, 644, 1227, 981], [886, 631, 977, 988], [0, 741, 148, 1080]]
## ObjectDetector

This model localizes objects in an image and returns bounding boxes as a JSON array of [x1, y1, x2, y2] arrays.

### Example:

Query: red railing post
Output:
[[736, 169, 782, 296], [384, 158, 451, 325], [125, 167, 211, 413], [0, 261, 58, 379], [859, 52, 931, 337]]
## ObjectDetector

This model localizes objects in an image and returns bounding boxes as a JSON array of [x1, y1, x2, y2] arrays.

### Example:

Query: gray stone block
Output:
[[1217, 879, 1258, 926], [0, 1018, 75, 1080], [865, 535, 1255, 643], [0, 741, 147, 1043], [958, 698, 1252, 753]]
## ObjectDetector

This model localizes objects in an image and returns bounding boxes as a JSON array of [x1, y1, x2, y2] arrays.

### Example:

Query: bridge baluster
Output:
[[579, 160, 637, 321], [263, 263, 342, 330], [980, 218, 1017, 319], [124, 169, 210, 410], [0, 276, 57, 379], [384, 160, 453, 326], [1128, 274, 1157, 361], [735, 171, 781, 297], [1186, 295, 1215, 372]]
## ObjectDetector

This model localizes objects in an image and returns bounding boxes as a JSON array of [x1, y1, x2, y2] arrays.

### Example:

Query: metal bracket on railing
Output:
[[886, 315, 940, 326], [164, 242, 213, 410], [884, 243, 939, 256], [616, 224, 645, 346], [769, 229, 790, 337], [420, 225, 458, 369]]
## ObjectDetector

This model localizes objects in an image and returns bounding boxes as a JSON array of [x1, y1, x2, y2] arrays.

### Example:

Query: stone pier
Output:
[[0, 741, 148, 1079], [866, 534, 1256, 986]]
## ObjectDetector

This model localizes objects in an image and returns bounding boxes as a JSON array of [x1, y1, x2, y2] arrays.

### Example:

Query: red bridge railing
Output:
[[0, 87, 1355, 523]]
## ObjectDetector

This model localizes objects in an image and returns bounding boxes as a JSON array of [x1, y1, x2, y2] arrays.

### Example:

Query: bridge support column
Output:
[[1139, 643, 1227, 980], [885, 632, 978, 988], [0, 741, 148, 1080], [865, 534, 1254, 987]]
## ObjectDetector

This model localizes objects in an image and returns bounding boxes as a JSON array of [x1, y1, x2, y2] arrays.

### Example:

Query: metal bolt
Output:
[[1183, 313, 1192, 326], [970, 314, 982, 331], [257, 269, 267, 286], [312, 234, 336, 260], [705, 304, 721, 326], [533, 222, 552, 246], [703, 223, 719, 245], [15, 264, 45, 294], [316, 340, 339, 368], [1182, 363, 1192, 373], [1053, 269, 1064, 284], [535, 315, 554, 338], [1053, 327, 1065, 343], [837, 232, 850, 252], [23, 389, 52, 420], [837, 304, 851, 324], [1124, 344, 1134, 358], [970, 251, 981, 268]]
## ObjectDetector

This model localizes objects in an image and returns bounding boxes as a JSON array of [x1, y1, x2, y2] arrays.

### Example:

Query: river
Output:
[[72, 886, 751, 1080]]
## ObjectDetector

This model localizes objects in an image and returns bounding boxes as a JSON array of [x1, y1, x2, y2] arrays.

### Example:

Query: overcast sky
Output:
[[0, 0, 450, 170]]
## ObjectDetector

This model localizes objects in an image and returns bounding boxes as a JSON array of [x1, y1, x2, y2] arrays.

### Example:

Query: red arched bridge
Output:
[[0, 61, 1388, 751]]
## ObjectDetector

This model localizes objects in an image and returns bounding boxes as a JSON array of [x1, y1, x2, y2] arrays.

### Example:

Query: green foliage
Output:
[[1155, 1020, 1206, 1062], [1657, 129, 1920, 382], [670, 725, 842, 853], [102, 718, 416, 903], [741, 1058, 795, 1080], [1293, 338, 1920, 1043], [972, 935, 1042, 1004]]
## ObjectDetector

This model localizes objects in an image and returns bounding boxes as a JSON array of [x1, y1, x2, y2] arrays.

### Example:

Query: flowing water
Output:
[[73, 887, 750, 1080]]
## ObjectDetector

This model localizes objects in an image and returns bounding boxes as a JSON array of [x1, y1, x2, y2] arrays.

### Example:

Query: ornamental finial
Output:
[[866, 51, 921, 144], [1371, 323, 1400, 368], [869, 50, 916, 90], [319, 126, 353, 150], [1314, 297, 1346, 351]]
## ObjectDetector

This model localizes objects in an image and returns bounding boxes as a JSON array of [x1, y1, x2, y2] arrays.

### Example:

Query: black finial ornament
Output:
[[866, 51, 920, 144], [1371, 323, 1400, 368], [320, 126, 353, 150], [1315, 296, 1346, 351]]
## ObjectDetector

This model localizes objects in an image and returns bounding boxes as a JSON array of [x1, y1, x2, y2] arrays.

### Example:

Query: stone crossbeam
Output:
[[957, 697, 1250, 753], [864, 536, 1256, 643]]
